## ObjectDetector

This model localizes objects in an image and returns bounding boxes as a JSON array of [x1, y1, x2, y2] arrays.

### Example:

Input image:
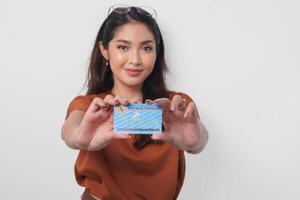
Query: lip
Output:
[[125, 69, 143, 77]]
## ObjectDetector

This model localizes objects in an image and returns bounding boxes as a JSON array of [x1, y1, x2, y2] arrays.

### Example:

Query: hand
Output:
[[149, 95, 202, 152], [75, 95, 130, 151]]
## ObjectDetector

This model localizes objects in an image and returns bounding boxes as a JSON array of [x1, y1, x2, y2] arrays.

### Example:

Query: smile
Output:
[[125, 69, 143, 77]]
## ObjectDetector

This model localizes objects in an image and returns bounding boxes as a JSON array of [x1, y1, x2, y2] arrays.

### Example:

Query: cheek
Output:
[[108, 50, 126, 67], [145, 54, 156, 70]]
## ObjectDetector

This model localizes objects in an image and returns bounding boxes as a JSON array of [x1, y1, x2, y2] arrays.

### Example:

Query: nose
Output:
[[129, 49, 142, 66]]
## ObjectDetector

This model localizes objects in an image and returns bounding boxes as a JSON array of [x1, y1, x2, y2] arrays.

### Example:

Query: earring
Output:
[[105, 60, 111, 71]]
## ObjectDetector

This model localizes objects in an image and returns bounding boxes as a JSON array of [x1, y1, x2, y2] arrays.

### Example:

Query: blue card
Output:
[[113, 103, 162, 134]]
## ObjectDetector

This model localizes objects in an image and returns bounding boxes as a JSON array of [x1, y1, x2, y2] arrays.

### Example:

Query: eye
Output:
[[143, 46, 153, 52], [117, 45, 128, 51]]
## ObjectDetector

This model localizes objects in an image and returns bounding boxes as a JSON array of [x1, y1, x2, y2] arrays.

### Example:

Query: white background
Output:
[[0, 0, 299, 199]]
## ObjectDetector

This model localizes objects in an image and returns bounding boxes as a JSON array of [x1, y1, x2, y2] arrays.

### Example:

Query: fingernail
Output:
[[145, 99, 153, 104], [184, 112, 188, 118], [114, 99, 119, 105], [170, 104, 175, 111]]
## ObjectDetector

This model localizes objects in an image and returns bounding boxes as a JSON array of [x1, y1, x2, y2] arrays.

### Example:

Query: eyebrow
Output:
[[115, 39, 154, 45]]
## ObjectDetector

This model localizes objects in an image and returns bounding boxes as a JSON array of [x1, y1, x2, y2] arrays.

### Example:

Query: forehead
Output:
[[111, 22, 155, 44]]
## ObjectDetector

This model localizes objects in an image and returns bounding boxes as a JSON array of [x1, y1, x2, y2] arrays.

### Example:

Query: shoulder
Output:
[[65, 92, 109, 119], [70, 92, 111, 104], [70, 93, 105, 103]]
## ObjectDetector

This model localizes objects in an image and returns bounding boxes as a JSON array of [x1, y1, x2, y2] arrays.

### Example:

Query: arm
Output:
[[151, 94, 209, 155], [61, 95, 130, 151], [61, 110, 85, 150], [186, 120, 209, 154]]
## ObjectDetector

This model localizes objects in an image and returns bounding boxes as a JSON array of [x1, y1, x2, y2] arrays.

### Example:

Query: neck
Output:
[[111, 83, 143, 103]]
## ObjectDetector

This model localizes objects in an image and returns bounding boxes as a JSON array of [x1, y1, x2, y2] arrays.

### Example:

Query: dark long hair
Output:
[[85, 7, 169, 150]]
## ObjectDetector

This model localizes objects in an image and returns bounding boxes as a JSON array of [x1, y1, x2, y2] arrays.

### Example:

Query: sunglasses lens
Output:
[[136, 8, 149, 15], [114, 7, 129, 13], [136, 6, 156, 19]]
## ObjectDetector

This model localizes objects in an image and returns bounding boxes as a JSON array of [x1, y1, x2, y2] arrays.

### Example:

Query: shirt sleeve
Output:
[[65, 96, 90, 120]]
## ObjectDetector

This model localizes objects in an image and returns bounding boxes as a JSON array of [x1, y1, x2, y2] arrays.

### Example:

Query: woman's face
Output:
[[100, 21, 156, 90]]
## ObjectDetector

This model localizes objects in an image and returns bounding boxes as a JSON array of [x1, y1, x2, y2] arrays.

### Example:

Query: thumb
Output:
[[112, 133, 130, 139], [151, 133, 172, 143]]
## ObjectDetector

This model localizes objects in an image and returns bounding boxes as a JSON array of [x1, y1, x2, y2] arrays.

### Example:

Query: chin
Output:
[[125, 81, 144, 88], [123, 78, 146, 88]]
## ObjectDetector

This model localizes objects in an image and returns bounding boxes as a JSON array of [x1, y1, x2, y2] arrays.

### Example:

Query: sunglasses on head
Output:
[[107, 4, 157, 20]]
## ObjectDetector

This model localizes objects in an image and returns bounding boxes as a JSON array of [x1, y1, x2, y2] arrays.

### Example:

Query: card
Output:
[[113, 103, 162, 134]]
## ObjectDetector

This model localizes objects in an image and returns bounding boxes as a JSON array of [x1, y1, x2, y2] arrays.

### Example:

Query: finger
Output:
[[170, 95, 183, 111], [114, 96, 130, 105], [104, 94, 118, 106], [145, 99, 154, 104], [152, 98, 171, 116], [153, 97, 170, 104], [112, 133, 130, 139], [153, 98, 170, 109], [90, 97, 107, 112], [94, 95, 111, 111], [184, 102, 199, 119], [178, 98, 187, 111]]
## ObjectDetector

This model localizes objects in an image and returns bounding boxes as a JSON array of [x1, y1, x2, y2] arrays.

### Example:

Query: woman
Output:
[[61, 5, 208, 200]]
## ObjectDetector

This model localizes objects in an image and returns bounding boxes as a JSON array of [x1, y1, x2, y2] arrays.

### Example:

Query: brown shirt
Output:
[[65, 91, 193, 200]]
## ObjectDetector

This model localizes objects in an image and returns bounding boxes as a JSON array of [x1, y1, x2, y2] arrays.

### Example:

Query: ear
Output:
[[99, 41, 109, 60]]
